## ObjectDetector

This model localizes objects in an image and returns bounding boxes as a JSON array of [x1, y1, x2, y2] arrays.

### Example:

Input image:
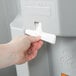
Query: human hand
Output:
[[9, 35, 43, 65]]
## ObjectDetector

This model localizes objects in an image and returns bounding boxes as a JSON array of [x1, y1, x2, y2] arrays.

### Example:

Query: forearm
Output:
[[0, 36, 43, 69], [0, 43, 15, 69]]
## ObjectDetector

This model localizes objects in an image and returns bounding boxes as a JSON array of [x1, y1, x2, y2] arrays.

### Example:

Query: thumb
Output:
[[27, 36, 41, 43]]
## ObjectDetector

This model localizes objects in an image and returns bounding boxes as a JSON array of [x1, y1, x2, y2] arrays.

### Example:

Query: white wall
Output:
[[0, 0, 19, 76]]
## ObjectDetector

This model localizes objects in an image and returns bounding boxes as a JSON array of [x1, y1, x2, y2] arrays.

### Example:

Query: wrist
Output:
[[5, 43, 17, 65]]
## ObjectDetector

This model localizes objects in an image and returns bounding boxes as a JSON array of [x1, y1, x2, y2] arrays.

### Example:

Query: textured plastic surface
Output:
[[10, 16, 50, 76], [25, 22, 56, 44], [47, 37, 76, 76], [10, 0, 76, 76], [19, 0, 76, 36], [25, 29, 56, 44]]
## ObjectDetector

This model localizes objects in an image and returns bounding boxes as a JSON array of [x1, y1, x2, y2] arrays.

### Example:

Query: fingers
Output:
[[27, 36, 41, 43], [32, 40, 43, 51], [24, 40, 43, 61], [16, 40, 43, 64], [25, 49, 38, 61]]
